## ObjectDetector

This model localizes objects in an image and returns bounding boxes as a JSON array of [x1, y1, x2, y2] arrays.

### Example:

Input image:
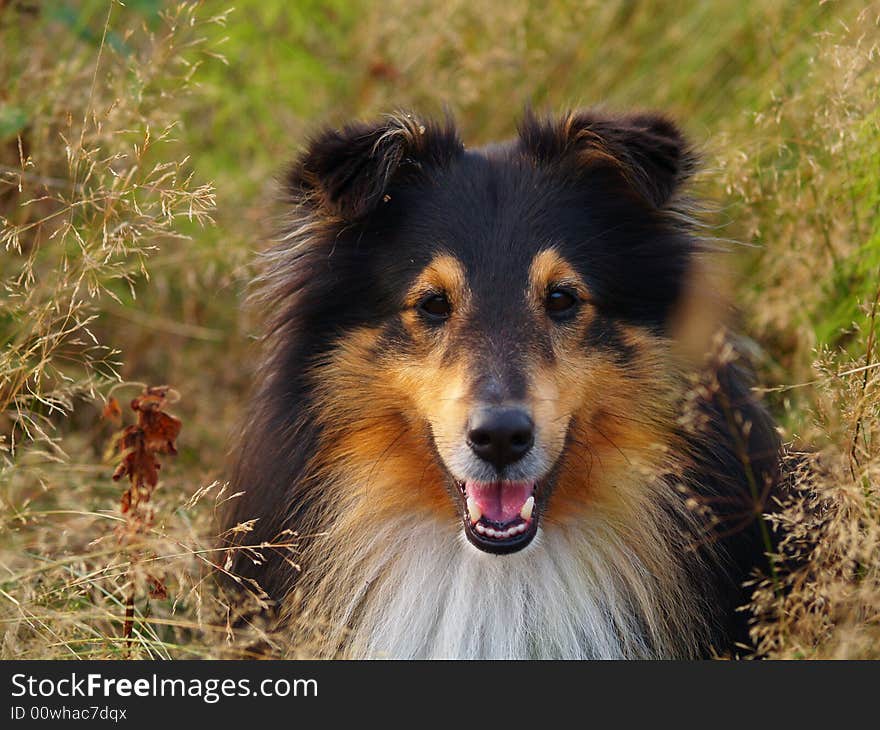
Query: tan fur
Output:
[[283, 248, 715, 658]]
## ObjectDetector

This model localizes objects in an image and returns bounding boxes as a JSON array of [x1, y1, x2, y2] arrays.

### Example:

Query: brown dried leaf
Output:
[[140, 409, 182, 455], [110, 385, 181, 518], [146, 573, 168, 600], [102, 397, 122, 426]]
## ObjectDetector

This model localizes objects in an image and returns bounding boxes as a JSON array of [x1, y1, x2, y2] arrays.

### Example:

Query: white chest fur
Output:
[[320, 516, 704, 659]]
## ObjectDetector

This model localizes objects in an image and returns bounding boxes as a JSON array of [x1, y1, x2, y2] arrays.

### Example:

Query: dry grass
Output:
[[725, 7, 880, 658], [0, 0, 878, 659], [0, 1, 285, 659]]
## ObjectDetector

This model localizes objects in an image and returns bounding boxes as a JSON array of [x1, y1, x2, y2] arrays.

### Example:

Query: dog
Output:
[[223, 109, 782, 659]]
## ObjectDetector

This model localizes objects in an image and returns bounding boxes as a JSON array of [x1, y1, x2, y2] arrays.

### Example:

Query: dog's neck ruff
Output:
[[305, 502, 711, 659]]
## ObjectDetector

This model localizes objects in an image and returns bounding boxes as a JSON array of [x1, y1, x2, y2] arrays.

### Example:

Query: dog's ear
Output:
[[287, 113, 464, 220], [517, 109, 697, 208]]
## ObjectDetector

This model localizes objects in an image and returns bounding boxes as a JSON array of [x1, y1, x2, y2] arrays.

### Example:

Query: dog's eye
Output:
[[418, 293, 452, 321], [546, 287, 579, 318]]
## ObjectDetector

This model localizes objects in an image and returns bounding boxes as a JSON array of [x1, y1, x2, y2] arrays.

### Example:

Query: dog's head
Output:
[[272, 110, 708, 555]]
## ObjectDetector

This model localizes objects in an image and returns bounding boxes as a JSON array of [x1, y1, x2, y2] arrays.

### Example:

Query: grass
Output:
[[0, 0, 878, 658]]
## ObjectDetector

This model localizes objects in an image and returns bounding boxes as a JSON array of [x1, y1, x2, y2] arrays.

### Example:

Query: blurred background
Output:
[[1, 0, 878, 658]]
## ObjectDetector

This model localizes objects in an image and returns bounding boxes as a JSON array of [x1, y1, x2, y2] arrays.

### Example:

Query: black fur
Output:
[[224, 109, 782, 656], [287, 114, 463, 219]]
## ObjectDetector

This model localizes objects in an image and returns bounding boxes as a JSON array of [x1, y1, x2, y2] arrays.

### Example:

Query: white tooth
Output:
[[486, 528, 498, 538], [475, 523, 486, 534], [466, 497, 482, 524], [520, 496, 535, 521]]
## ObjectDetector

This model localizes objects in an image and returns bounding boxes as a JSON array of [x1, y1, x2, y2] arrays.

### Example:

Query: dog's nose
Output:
[[467, 407, 534, 470]]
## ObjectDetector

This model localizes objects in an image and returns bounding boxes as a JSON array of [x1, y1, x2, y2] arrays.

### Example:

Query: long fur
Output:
[[224, 108, 782, 659], [290, 479, 716, 659]]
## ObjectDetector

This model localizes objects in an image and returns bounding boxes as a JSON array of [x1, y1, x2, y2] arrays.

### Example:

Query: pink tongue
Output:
[[465, 481, 533, 524]]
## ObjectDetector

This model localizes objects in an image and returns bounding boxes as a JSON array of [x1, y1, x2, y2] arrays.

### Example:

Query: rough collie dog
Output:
[[224, 109, 782, 659]]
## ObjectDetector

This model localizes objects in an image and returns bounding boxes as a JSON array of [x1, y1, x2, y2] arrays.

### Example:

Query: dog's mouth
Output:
[[457, 479, 539, 554]]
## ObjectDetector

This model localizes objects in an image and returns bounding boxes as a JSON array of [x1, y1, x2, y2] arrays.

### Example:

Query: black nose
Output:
[[467, 407, 534, 470]]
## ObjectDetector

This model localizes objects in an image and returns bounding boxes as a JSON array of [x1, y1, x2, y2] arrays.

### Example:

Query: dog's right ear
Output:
[[287, 113, 463, 221], [518, 109, 698, 209]]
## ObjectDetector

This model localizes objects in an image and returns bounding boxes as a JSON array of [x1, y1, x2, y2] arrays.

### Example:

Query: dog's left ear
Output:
[[517, 109, 698, 208], [287, 112, 463, 220]]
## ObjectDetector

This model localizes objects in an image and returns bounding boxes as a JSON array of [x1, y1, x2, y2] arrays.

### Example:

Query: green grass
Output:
[[1, 0, 879, 659]]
